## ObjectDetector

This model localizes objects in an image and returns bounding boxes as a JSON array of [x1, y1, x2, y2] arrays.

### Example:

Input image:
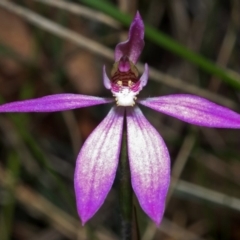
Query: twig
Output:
[[35, 0, 120, 29], [193, 150, 240, 185], [143, 179, 240, 240], [166, 130, 196, 204], [0, 165, 118, 240], [142, 217, 206, 240], [160, 218, 205, 240], [174, 179, 240, 212], [0, 0, 113, 59], [208, 23, 237, 91], [29, 228, 62, 240], [0, 117, 41, 175]]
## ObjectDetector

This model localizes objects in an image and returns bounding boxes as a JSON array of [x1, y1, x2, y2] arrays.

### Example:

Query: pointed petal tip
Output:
[[114, 11, 144, 63], [81, 219, 86, 226], [80, 213, 90, 226], [103, 65, 111, 89], [149, 210, 164, 227], [155, 221, 161, 227], [139, 63, 149, 89], [75, 198, 98, 226], [134, 11, 141, 20], [133, 11, 144, 29], [143, 203, 165, 227]]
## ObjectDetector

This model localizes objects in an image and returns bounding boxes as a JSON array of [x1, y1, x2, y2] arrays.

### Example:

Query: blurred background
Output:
[[0, 0, 240, 239]]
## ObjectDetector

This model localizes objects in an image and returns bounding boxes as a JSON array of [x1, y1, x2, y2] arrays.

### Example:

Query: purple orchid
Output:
[[1, 12, 240, 226]]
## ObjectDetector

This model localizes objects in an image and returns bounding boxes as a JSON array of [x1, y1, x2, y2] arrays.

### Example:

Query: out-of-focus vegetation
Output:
[[0, 0, 240, 239]]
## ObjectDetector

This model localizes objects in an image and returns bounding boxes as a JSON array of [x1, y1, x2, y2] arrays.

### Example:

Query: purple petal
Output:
[[74, 107, 124, 225], [126, 107, 170, 225], [0, 94, 112, 112], [140, 94, 240, 128], [139, 63, 149, 88], [115, 11, 144, 64], [103, 65, 111, 89]]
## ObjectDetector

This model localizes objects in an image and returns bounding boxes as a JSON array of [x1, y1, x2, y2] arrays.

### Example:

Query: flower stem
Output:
[[119, 121, 132, 240]]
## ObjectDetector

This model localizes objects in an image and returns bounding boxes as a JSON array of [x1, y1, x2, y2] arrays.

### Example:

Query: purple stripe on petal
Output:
[[140, 94, 240, 128], [115, 11, 144, 64], [126, 107, 170, 225], [74, 107, 124, 225], [0, 94, 112, 112]]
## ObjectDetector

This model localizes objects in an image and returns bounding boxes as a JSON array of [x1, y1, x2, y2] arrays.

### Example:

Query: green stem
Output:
[[119, 121, 132, 240], [0, 152, 20, 240], [79, 0, 240, 89]]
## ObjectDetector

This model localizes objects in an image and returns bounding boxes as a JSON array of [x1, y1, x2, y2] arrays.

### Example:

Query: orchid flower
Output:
[[1, 12, 240, 226]]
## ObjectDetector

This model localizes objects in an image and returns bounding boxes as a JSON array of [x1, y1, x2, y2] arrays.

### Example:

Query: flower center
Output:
[[110, 56, 140, 107]]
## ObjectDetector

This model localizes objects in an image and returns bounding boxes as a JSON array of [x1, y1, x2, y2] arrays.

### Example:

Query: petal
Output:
[[140, 94, 240, 128], [139, 63, 149, 89], [115, 11, 144, 64], [103, 65, 111, 89], [74, 107, 124, 225], [0, 94, 112, 112], [126, 106, 170, 225]]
